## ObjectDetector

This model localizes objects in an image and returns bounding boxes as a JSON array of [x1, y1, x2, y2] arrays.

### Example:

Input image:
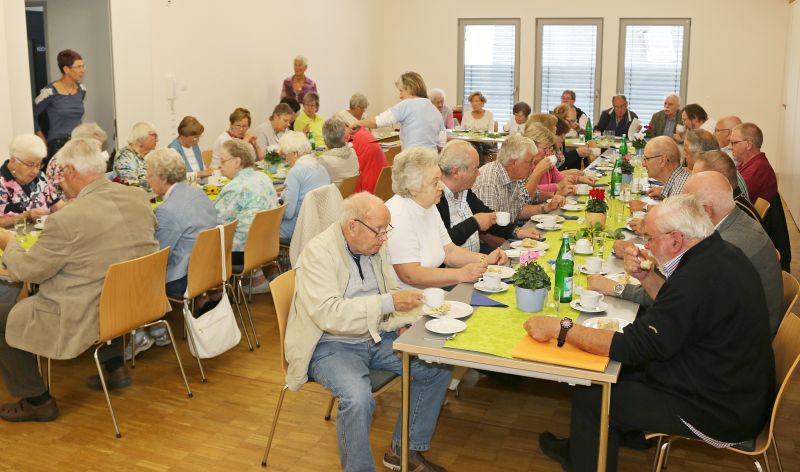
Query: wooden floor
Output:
[[1, 208, 799, 471]]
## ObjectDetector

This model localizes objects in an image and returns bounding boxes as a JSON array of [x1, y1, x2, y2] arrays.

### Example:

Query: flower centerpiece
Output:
[[631, 130, 647, 151], [619, 154, 634, 184], [511, 251, 551, 312], [264, 145, 282, 173], [585, 187, 608, 227]]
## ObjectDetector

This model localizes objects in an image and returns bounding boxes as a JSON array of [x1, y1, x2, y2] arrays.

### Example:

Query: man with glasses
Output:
[[713, 115, 742, 157], [594, 95, 638, 137], [729, 122, 777, 205], [629, 137, 689, 212], [284, 192, 452, 472]]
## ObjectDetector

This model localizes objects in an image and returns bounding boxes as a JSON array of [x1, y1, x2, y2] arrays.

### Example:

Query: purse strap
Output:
[[218, 224, 227, 283]]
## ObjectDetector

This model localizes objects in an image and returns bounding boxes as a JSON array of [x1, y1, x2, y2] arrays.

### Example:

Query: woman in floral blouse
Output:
[[113, 121, 158, 190], [0, 134, 65, 228]]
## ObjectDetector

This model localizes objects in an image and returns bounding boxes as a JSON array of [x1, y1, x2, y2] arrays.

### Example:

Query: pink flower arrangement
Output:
[[519, 251, 541, 265]]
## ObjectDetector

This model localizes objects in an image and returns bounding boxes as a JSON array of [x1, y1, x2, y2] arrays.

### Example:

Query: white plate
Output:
[[34, 222, 44, 230], [423, 300, 475, 319], [583, 316, 631, 332], [531, 215, 565, 223], [607, 272, 641, 285], [425, 318, 467, 335], [486, 265, 515, 279], [510, 240, 550, 251], [596, 166, 614, 171], [562, 204, 585, 212], [578, 264, 608, 275], [474, 281, 509, 293], [536, 223, 562, 231], [548, 197, 577, 206], [569, 299, 609, 313]]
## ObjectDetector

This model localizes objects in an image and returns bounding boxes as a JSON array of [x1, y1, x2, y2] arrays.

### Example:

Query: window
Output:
[[536, 19, 603, 121], [458, 19, 520, 126], [617, 19, 691, 126]]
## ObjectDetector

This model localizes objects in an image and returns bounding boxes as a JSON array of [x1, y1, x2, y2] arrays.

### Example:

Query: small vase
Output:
[[269, 163, 279, 174], [585, 211, 607, 228], [621, 173, 632, 184], [516, 286, 547, 313]]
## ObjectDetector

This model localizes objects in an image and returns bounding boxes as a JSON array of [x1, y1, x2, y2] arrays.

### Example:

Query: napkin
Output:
[[562, 215, 580, 220], [591, 183, 608, 187], [470, 291, 508, 308], [512, 335, 609, 372], [628, 118, 641, 138]]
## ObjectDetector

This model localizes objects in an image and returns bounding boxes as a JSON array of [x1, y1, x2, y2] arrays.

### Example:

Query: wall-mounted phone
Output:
[[165, 74, 177, 112]]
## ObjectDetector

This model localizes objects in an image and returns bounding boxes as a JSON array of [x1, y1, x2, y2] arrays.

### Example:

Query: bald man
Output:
[[629, 136, 689, 212], [713, 115, 743, 156]]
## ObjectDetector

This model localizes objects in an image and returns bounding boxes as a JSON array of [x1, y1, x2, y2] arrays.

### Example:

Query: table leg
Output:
[[402, 352, 410, 472], [597, 381, 611, 472]]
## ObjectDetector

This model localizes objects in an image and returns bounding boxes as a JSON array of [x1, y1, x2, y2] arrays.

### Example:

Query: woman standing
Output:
[[281, 56, 318, 103], [33, 49, 86, 164]]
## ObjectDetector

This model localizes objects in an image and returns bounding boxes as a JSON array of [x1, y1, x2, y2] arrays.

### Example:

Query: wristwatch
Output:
[[613, 283, 625, 296], [557, 317, 573, 347]]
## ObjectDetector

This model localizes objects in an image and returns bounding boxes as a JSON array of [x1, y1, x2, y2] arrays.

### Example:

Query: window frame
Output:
[[534, 18, 603, 117]]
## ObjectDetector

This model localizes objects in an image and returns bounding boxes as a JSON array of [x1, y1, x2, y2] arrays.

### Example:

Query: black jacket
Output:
[[594, 107, 638, 137]]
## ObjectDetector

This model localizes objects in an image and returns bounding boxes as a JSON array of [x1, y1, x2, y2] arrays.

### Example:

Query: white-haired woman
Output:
[[281, 55, 318, 103], [0, 134, 65, 228], [46, 122, 109, 199], [318, 118, 359, 185], [114, 121, 158, 190], [429, 88, 454, 129], [385, 147, 508, 288], [278, 131, 330, 242]]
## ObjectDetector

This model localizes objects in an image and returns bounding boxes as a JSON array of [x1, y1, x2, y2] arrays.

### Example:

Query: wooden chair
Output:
[[95, 247, 192, 438], [373, 166, 393, 201], [646, 312, 800, 472], [232, 205, 286, 348], [167, 221, 249, 381], [201, 150, 213, 168], [384, 144, 401, 166], [782, 271, 799, 319], [754, 197, 770, 220], [338, 174, 360, 199], [260, 270, 400, 467]]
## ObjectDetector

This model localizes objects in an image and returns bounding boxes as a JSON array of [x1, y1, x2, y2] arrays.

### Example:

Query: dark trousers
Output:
[[569, 372, 695, 472], [0, 303, 121, 399]]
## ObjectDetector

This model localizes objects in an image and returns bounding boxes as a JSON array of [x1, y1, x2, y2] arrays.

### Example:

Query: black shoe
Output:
[[619, 430, 654, 450], [539, 432, 571, 472], [86, 365, 132, 391]]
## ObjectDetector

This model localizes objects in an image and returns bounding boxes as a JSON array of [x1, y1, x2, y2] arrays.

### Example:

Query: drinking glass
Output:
[[547, 286, 562, 316], [14, 217, 28, 244], [593, 233, 606, 258]]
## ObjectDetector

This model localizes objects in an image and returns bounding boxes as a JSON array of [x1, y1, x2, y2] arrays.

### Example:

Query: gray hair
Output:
[[683, 171, 735, 215], [9, 134, 47, 161], [144, 148, 186, 184], [278, 130, 312, 156], [349, 93, 369, 110], [685, 129, 719, 155], [665, 94, 680, 105], [439, 140, 475, 176], [222, 138, 256, 168], [58, 138, 107, 175], [392, 147, 439, 197], [497, 133, 536, 166], [650, 194, 714, 240], [322, 118, 347, 149], [429, 88, 446, 101], [294, 55, 308, 67], [340, 191, 385, 225], [127, 121, 156, 145], [71, 123, 108, 148]]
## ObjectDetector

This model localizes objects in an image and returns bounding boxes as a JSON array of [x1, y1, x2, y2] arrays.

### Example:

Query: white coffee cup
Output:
[[575, 183, 590, 195], [576, 238, 592, 252], [585, 256, 603, 273], [540, 214, 558, 229], [548, 155, 558, 166], [591, 147, 601, 156], [495, 211, 510, 226], [633, 211, 647, 220], [580, 290, 605, 309], [423, 288, 446, 309], [479, 272, 502, 290], [676, 124, 685, 133]]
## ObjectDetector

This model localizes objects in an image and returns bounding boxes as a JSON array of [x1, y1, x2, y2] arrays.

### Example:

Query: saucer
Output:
[[425, 318, 467, 335], [562, 204, 585, 212], [422, 301, 474, 319], [569, 299, 609, 313], [510, 240, 550, 252], [579, 265, 608, 275], [531, 215, 565, 223], [536, 223, 562, 231], [504, 249, 521, 258], [486, 265, 515, 279], [474, 281, 509, 293]]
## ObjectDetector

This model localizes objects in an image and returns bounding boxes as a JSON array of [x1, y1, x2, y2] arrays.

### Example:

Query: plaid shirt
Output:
[[443, 185, 480, 252], [661, 166, 690, 198], [472, 161, 522, 221]]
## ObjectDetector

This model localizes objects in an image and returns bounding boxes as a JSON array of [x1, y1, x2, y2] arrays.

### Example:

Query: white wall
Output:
[[0, 0, 34, 156], [778, 1, 800, 223]]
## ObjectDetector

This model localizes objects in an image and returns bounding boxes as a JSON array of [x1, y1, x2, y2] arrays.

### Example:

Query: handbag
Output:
[[183, 225, 242, 359]]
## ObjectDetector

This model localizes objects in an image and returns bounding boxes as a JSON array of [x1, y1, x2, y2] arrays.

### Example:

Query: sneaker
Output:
[[86, 365, 132, 391], [152, 331, 172, 347], [124, 333, 155, 360], [243, 279, 270, 295], [382, 448, 447, 472], [0, 398, 59, 422], [538, 432, 571, 472]]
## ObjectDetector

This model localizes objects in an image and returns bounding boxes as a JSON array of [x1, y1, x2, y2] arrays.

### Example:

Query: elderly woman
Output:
[[293, 92, 325, 148], [522, 124, 597, 202], [0, 134, 65, 228], [114, 121, 158, 190], [255, 103, 294, 150], [215, 139, 279, 293], [385, 147, 507, 289], [278, 131, 331, 242], [33, 49, 86, 162], [460, 91, 495, 132], [429, 88, 454, 129], [46, 122, 108, 199], [168, 116, 211, 177], [211, 107, 263, 169], [504, 101, 531, 134], [281, 55, 318, 103], [318, 118, 359, 185], [356, 72, 445, 150], [332, 93, 369, 127]]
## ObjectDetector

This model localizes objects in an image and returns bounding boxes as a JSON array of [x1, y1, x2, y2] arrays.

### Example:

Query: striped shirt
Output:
[[443, 185, 480, 252]]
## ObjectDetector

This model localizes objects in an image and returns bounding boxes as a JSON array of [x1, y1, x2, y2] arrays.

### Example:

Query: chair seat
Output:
[[369, 369, 398, 392]]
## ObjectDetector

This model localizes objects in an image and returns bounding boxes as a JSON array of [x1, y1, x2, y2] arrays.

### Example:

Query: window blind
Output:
[[539, 24, 599, 120], [462, 24, 516, 125]]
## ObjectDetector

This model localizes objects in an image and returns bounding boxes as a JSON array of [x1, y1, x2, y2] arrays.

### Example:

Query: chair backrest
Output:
[[269, 269, 296, 375], [201, 150, 213, 167], [338, 174, 359, 199], [763, 312, 800, 445], [782, 271, 799, 318], [385, 145, 401, 167], [754, 197, 770, 219], [185, 220, 238, 299], [98, 247, 170, 342], [242, 204, 286, 273], [373, 166, 393, 201], [289, 184, 344, 266]]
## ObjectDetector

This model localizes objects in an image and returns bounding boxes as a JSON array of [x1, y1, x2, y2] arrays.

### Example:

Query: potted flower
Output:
[[511, 251, 551, 312], [631, 131, 647, 152], [585, 187, 608, 227], [620, 154, 634, 184], [264, 145, 282, 174]]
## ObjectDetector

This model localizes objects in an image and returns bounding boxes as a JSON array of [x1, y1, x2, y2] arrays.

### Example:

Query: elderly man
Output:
[[535, 194, 774, 472], [713, 115, 742, 157], [649, 95, 682, 138], [472, 134, 564, 222], [0, 138, 158, 422], [284, 192, 451, 472], [591, 171, 782, 336], [694, 150, 759, 221], [683, 128, 718, 170], [334, 92, 369, 127], [730, 122, 777, 204], [594, 95, 638, 137], [436, 140, 541, 251], [629, 137, 689, 212]]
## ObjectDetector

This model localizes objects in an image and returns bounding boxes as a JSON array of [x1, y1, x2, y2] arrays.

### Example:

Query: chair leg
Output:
[[228, 282, 253, 350], [129, 330, 137, 369], [324, 395, 336, 421], [248, 270, 253, 303], [237, 277, 260, 349], [159, 320, 193, 398], [261, 385, 289, 467], [653, 438, 671, 471], [182, 298, 208, 383], [771, 434, 783, 472], [93, 345, 122, 438]]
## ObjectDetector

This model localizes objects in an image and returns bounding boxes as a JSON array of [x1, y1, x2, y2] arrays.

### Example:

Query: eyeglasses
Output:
[[70, 64, 86, 70], [355, 219, 393, 237], [642, 154, 662, 161], [642, 230, 676, 244], [220, 156, 239, 164], [714, 128, 731, 135], [729, 139, 749, 146], [13, 157, 41, 169], [230, 124, 249, 130]]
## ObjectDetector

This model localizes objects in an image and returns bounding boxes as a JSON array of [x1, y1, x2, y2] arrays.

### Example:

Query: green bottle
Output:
[[554, 233, 574, 303], [308, 131, 316, 151], [584, 116, 593, 142], [610, 150, 623, 197], [619, 133, 628, 157]]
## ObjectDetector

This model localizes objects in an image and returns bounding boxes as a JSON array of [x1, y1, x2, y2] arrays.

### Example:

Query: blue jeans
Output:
[[308, 331, 452, 472]]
